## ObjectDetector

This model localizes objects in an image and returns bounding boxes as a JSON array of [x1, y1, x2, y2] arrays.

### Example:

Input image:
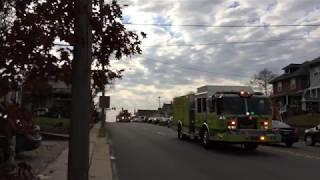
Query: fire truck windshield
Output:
[[247, 97, 271, 115], [222, 96, 271, 115], [222, 97, 245, 115]]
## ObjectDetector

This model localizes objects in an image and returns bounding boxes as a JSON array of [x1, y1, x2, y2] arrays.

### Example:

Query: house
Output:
[[159, 103, 173, 117], [269, 62, 310, 116], [22, 80, 72, 118], [302, 57, 320, 112]]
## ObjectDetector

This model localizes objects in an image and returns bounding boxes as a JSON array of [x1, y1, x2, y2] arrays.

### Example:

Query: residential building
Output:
[[270, 62, 310, 116], [159, 103, 173, 117], [22, 80, 71, 118], [302, 57, 320, 112]]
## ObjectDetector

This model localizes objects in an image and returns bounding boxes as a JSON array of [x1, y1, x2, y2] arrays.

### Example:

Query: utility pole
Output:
[[68, 0, 92, 180], [158, 96, 161, 109], [100, 0, 106, 128]]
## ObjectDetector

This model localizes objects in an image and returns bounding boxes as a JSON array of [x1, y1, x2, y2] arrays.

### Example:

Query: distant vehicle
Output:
[[117, 110, 131, 123], [167, 116, 173, 127], [272, 120, 299, 147], [159, 117, 170, 126], [16, 125, 42, 153], [141, 116, 149, 123], [131, 117, 139, 122], [304, 124, 320, 146], [173, 85, 280, 150], [151, 117, 160, 124]]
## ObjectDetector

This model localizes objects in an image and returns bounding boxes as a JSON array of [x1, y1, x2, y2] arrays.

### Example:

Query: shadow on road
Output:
[[176, 138, 279, 158]]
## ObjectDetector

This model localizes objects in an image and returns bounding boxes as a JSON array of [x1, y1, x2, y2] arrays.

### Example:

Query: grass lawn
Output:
[[33, 117, 70, 133], [98, 126, 107, 137], [286, 113, 320, 128]]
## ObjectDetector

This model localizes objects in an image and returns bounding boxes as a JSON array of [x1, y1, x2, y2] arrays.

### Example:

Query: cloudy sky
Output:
[[105, 0, 320, 120]]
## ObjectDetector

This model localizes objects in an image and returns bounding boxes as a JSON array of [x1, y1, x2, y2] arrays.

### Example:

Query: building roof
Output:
[[282, 63, 301, 70], [197, 85, 254, 97], [309, 57, 320, 67], [269, 61, 310, 83]]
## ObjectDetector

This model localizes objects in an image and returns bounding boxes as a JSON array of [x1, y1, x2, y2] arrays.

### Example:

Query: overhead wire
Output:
[[124, 23, 320, 28], [142, 37, 320, 47]]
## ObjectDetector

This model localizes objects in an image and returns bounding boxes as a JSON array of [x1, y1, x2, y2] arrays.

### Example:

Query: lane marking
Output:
[[261, 146, 320, 161]]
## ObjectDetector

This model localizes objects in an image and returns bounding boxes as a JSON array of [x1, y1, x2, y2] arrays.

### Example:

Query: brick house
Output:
[[269, 62, 310, 116]]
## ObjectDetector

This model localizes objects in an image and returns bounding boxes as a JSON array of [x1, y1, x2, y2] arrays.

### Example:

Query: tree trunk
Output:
[[68, 0, 92, 180], [8, 136, 16, 167]]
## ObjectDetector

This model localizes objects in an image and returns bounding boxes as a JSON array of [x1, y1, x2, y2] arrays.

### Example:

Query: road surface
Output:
[[108, 123, 319, 180]]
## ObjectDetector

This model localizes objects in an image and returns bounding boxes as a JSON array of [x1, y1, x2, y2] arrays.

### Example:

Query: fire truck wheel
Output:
[[202, 130, 211, 148], [177, 126, 184, 140]]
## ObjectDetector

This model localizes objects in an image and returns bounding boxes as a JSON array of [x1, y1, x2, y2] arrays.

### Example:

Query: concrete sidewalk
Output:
[[38, 123, 113, 180]]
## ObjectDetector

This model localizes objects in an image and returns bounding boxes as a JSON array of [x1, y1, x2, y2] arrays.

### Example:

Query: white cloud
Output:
[[104, 0, 320, 120]]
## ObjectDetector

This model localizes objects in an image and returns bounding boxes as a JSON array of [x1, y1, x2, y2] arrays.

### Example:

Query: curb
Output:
[[106, 124, 119, 180]]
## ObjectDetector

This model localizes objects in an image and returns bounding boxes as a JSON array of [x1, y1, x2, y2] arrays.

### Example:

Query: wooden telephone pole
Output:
[[68, 0, 92, 179]]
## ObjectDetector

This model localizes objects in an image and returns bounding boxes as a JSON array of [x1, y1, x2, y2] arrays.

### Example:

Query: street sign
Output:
[[99, 96, 110, 108]]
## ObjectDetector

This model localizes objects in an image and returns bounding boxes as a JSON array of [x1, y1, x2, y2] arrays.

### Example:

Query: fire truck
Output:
[[173, 85, 280, 150], [116, 109, 131, 123]]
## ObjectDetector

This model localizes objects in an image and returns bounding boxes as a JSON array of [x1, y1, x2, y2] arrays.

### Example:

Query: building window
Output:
[[202, 98, 207, 113], [277, 82, 282, 92], [197, 98, 202, 113], [311, 89, 317, 98], [290, 78, 296, 90]]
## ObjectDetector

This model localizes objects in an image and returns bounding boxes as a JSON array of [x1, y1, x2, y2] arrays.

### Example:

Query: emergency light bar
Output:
[[239, 91, 252, 97]]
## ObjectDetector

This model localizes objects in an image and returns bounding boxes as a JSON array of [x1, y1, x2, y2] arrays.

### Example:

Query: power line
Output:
[[143, 56, 251, 77], [124, 22, 320, 28], [53, 37, 320, 48], [142, 37, 320, 47]]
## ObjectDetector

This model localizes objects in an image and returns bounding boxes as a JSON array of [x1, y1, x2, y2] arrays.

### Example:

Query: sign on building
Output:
[[99, 96, 110, 109]]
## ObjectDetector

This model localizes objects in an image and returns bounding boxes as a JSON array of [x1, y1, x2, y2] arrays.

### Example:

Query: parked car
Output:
[[159, 117, 169, 126], [16, 125, 42, 153], [304, 124, 320, 146], [34, 107, 49, 117], [130, 117, 139, 122], [1, 123, 42, 163], [167, 116, 173, 128], [272, 120, 299, 147], [150, 117, 160, 124]]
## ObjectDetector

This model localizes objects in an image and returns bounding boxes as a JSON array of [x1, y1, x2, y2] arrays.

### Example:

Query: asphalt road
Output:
[[108, 122, 320, 180]]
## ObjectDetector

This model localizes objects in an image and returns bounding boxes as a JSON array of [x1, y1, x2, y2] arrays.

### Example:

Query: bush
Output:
[[286, 113, 320, 128], [33, 117, 70, 133], [98, 126, 106, 138]]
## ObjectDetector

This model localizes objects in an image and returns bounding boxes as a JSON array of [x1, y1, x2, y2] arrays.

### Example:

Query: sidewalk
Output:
[[38, 123, 113, 180]]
